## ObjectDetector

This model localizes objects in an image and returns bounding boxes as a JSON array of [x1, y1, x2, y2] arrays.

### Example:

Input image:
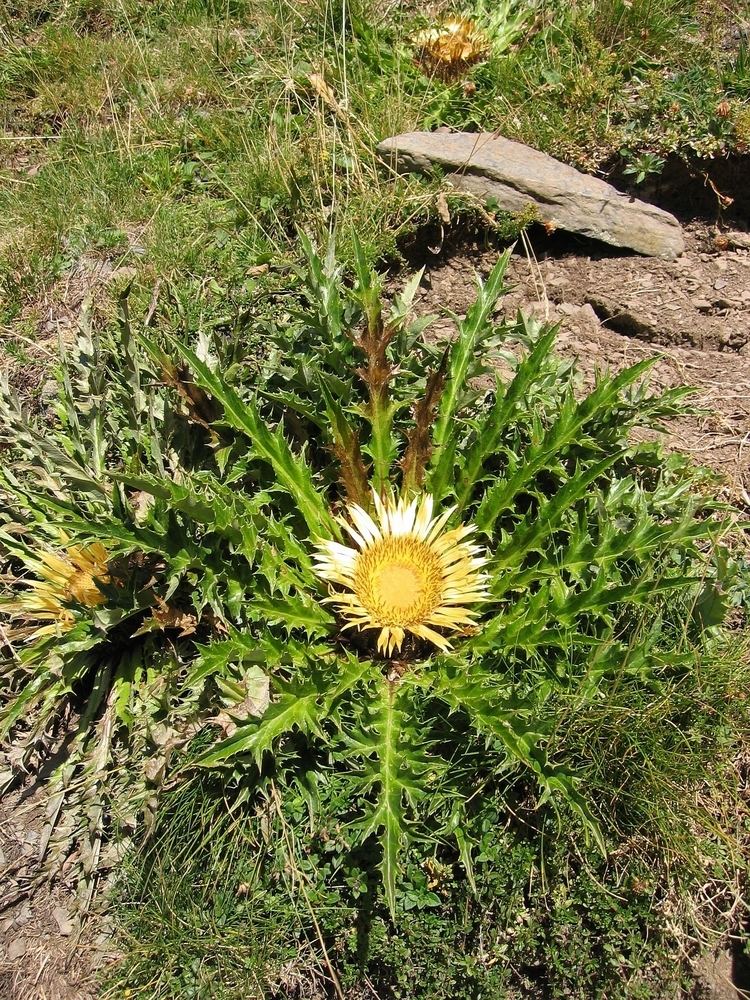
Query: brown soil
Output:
[[0, 782, 108, 1000], [411, 222, 750, 505]]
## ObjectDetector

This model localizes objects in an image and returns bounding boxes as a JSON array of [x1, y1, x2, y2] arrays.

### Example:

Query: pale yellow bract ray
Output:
[[313, 491, 489, 656], [2, 538, 110, 639]]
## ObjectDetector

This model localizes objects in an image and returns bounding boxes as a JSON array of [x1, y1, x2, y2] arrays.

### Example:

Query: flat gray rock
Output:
[[378, 131, 684, 259]]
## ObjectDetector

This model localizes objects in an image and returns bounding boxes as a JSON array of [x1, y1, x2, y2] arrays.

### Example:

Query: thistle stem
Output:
[[369, 392, 393, 495]]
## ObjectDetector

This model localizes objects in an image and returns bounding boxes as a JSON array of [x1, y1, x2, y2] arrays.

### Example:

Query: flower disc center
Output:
[[371, 561, 425, 615], [313, 490, 489, 655], [353, 537, 445, 628]]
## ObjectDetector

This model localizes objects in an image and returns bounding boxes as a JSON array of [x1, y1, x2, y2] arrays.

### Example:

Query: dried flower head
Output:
[[413, 18, 489, 81], [2, 539, 110, 639]]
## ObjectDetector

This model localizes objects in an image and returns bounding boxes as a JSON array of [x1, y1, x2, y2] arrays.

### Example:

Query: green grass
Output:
[[1, 0, 748, 338], [0, 0, 431, 333]]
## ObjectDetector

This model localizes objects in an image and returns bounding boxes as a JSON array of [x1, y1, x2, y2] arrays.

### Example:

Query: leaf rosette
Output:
[[0, 239, 731, 911]]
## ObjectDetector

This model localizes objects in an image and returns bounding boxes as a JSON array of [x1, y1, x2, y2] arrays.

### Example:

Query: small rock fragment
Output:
[[576, 303, 600, 327], [7, 938, 27, 960], [585, 295, 659, 341], [52, 905, 74, 936], [722, 231, 750, 251]]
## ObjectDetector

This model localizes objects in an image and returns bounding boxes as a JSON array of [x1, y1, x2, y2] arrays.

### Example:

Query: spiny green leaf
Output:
[[158, 335, 334, 539], [248, 593, 334, 634], [554, 573, 703, 623], [349, 680, 430, 918], [299, 231, 345, 344], [454, 327, 558, 513], [489, 452, 627, 577], [429, 250, 511, 500], [182, 631, 301, 690], [195, 687, 324, 768], [476, 359, 657, 535], [194, 656, 375, 768], [432, 661, 605, 852]]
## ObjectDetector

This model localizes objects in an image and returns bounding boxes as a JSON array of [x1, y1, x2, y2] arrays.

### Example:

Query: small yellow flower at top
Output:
[[412, 18, 489, 81]]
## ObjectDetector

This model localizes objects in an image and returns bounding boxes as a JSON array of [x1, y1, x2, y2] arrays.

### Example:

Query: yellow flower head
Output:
[[314, 491, 489, 656], [412, 18, 489, 80], [3, 540, 110, 639]]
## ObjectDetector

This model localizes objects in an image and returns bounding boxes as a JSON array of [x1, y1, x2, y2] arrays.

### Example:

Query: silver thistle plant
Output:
[[0, 239, 729, 913]]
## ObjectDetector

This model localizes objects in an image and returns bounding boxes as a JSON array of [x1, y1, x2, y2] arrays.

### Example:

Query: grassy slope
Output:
[[0, 0, 427, 338], [1, 0, 748, 345]]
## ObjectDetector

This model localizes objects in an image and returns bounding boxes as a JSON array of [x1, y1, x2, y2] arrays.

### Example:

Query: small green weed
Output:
[[621, 149, 666, 185]]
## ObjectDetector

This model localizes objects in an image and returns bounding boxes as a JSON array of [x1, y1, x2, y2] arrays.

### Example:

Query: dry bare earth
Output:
[[413, 222, 750, 505], [0, 785, 105, 1000]]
